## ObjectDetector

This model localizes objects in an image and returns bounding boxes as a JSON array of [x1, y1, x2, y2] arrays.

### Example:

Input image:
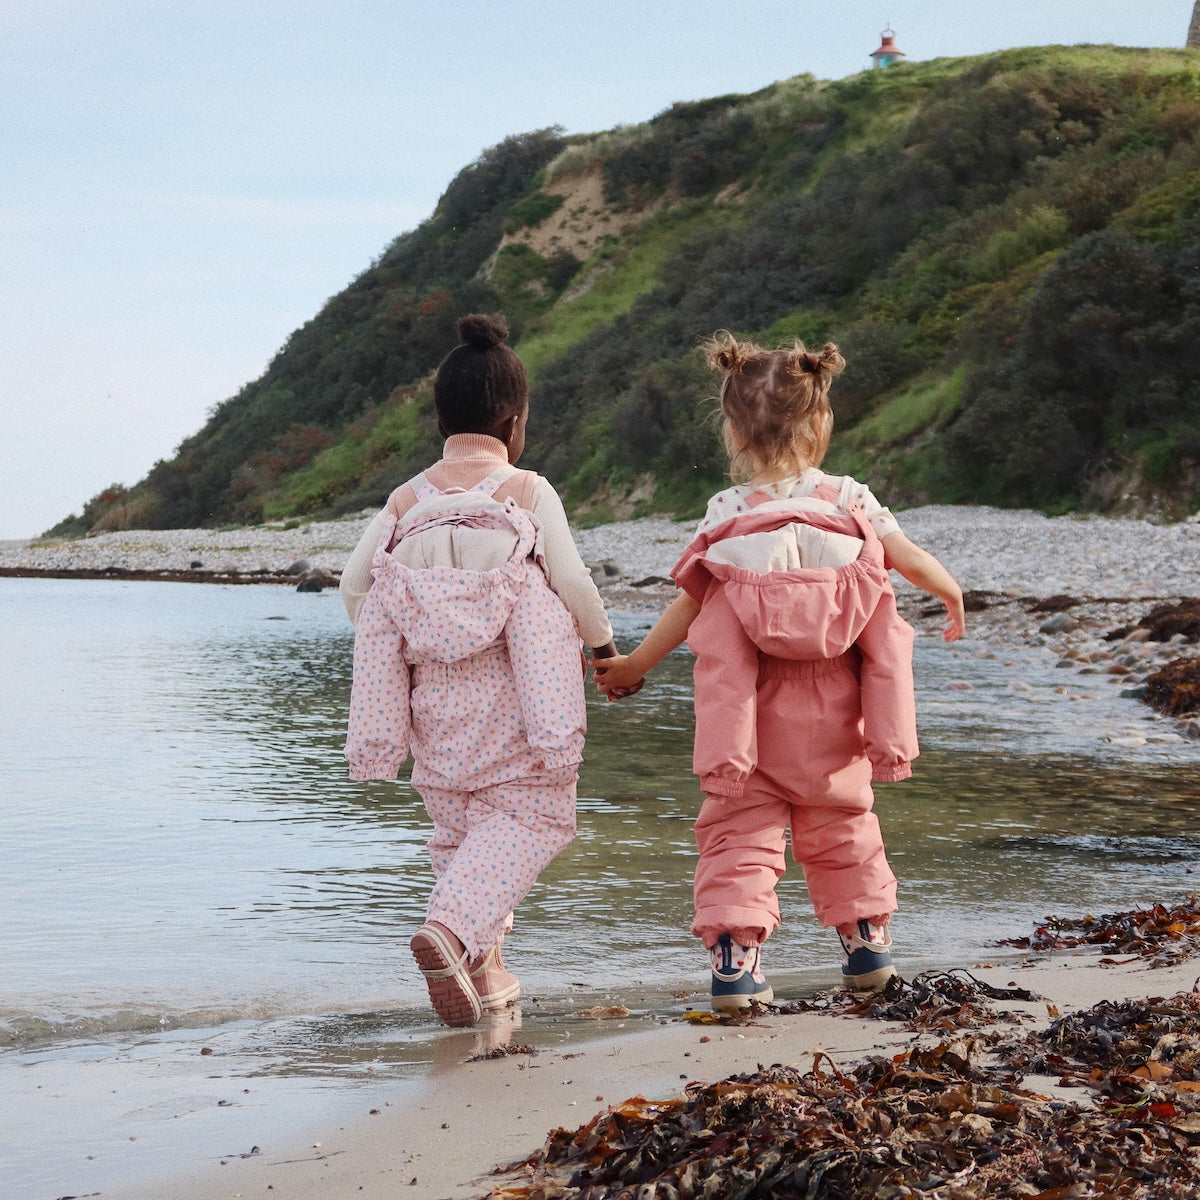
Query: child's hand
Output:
[[588, 654, 646, 701], [941, 592, 966, 642]]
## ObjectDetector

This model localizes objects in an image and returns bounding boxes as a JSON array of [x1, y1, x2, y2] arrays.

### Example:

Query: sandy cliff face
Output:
[[500, 165, 651, 262]]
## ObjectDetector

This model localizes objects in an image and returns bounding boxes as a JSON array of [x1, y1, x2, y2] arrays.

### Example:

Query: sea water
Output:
[[3, 577, 1198, 1197]]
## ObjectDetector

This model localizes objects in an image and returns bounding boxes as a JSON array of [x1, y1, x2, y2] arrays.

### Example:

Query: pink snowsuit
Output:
[[345, 486, 586, 956], [672, 487, 918, 944]]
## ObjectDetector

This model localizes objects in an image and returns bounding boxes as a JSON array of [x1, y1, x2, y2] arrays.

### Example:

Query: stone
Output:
[[1040, 613, 1079, 634]]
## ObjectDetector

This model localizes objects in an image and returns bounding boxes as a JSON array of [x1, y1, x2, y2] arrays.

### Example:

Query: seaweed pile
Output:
[[1004, 991, 1200, 1094], [998, 898, 1200, 967], [488, 1027, 1200, 1198], [1106, 598, 1200, 717], [822, 969, 1038, 1034], [1108, 599, 1200, 646], [1144, 658, 1200, 718], [481, 902, 1200, 1199], [676, 969, 1035, 1036]]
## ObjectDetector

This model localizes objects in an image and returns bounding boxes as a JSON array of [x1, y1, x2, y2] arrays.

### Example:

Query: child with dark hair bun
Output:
[[593, 332, 964, 1010], [341, 313, 620, 1027]]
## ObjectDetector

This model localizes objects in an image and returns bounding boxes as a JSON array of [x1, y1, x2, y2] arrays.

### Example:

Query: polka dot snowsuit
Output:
[[345, 488, 586, 957]]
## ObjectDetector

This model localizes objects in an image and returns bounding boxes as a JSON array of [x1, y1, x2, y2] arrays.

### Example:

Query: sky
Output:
[[2, 1, 1196, 540]]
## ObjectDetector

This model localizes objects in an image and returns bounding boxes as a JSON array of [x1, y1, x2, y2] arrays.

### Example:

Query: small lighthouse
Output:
[[870, 27, 906, 69]]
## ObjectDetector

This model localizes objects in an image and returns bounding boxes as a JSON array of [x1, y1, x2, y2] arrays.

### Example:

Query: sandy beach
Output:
[[7, 504, 1200, 1198], [103, 950, 1200, 1200]]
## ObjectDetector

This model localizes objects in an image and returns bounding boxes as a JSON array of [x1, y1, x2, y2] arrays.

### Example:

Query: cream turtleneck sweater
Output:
[[339, 434, 613, 648]]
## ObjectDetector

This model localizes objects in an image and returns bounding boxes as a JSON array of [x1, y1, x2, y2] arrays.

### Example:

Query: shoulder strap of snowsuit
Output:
[[492, 468, 538, 509], [410, 469, 506, 500]]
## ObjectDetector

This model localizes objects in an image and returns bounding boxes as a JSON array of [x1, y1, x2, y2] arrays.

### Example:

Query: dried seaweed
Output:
[[839, 970, 1039, 1033], [999, 897, 1200, 966], [486, 1009, 1200, 1198], [479, 905, 1200, 1198], [686, 970, 1038, 1035], [1002, 991, 1200, 1092], [1028, 594, 1082, 613], [470, 1042, 537, 1062]]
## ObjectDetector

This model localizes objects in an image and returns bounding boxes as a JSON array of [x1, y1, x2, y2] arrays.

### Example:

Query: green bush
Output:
[[503, 191, 565, 234], [969, 205, 1069, 281]]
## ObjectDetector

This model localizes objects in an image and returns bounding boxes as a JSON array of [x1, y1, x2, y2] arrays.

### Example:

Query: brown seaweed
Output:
[[685, 970, 1039, 1035], [999, 897, 1200, 966], [1143, 657, 1200, 717], [479, 905, 1200, 1198], [486, 1010, 1200, 1198]]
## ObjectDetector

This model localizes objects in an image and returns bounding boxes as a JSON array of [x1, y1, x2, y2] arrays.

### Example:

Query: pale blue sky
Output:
[[1, 1, 1194, 538]]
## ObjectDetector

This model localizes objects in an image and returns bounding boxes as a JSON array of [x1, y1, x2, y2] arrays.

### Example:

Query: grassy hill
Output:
[[58, 44, 1200, 536]]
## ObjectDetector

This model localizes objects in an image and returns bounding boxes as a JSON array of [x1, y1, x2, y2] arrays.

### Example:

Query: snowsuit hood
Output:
[[675, 502, 892, 661], [345, 497, 585, 782], [672, 502, 918, 795]]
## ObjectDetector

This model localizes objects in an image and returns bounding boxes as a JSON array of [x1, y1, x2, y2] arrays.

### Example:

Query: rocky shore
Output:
[[4, 504, 1198, 596], [4, 504, 1199, 736]]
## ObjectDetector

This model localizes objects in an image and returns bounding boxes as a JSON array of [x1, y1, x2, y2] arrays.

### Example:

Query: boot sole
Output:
[[411, 923, 483, 1027], [711, 984, 775, 1012], [842, 963, 897, 991]]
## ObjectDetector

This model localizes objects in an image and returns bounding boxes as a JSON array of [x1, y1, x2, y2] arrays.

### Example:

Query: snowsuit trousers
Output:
[[691, 654, 898, 947], [409, 649, 580, 960], [420, 766, 577, 959]]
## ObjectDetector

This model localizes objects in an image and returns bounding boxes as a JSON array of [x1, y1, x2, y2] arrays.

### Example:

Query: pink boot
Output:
[[470, 942, 521, 1011]]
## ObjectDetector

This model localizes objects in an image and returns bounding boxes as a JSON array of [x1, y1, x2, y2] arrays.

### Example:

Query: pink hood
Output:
[[673, 506, 918, 794], [674, 506, 890, 661]]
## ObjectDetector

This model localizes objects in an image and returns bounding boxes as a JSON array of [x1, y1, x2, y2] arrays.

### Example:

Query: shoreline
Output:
[[104, 949, 1200, 1200], [3, 503, 1199, 594]]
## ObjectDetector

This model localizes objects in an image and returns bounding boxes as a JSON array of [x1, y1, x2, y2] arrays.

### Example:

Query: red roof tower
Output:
[[870, 27, 906, 69]]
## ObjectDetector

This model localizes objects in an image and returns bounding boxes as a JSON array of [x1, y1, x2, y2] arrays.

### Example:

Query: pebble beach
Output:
[[3, 503, 1198, 600]]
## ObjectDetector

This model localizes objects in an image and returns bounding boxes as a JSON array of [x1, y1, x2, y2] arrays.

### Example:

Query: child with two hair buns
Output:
[[592, 332, 965, 1009]]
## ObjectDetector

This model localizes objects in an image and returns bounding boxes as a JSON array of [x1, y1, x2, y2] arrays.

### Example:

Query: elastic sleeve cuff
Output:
[[537, 748, 584, 770], [700, 774, 746, 798], [347, 759, 405, 782], [871, 761, 912, 783]]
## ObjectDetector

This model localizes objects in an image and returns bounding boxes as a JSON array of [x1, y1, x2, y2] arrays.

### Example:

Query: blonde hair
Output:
[[706, 332, 845, 482]]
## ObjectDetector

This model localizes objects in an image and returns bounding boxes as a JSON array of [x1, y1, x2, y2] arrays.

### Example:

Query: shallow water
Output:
[[3, 577, 1199, 1197]]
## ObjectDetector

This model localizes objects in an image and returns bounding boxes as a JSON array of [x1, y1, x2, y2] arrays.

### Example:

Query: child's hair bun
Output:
[[706, 331, 753, 374], [457, 313, 510, 350], [797, 342, 846, 379]]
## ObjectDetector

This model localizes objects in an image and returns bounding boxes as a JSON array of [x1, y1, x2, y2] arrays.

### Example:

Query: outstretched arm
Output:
[[882, 531, 966, 642], [589, 592, 701, 697]]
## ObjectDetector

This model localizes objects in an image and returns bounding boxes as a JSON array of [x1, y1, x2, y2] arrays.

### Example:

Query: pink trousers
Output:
[[691, 660, 898, 947], [421, 766, 577, 958]]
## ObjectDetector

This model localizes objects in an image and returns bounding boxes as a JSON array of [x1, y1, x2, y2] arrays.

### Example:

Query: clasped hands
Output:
[[586, 652, 645, 701]]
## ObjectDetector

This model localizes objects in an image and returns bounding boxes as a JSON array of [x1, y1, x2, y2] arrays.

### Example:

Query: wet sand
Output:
[[103, 953, 1200, 1200]]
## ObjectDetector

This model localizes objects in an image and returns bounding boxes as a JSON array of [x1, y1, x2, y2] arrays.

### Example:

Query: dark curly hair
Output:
[[433, 313, 528, 434]]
